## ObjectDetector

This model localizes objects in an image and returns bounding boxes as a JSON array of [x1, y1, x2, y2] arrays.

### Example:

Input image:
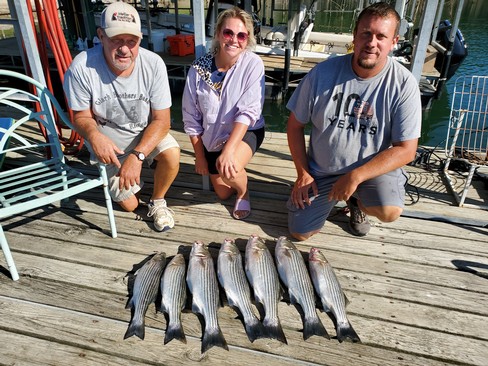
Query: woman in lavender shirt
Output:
[[182, 7, 265, 220]]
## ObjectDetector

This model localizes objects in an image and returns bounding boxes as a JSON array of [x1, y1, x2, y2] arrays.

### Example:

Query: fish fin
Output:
[[278, 284, 288, 303], [336, 320, 361, 343], [220, 293, 229, 307], [321, 303, 332, 313], [344, 293, 350, 307], [244, 317, 266, 343], [191, 302, 203, 315], [302, 315, 330, 340], [314, 295, 322, 309], [123, 317, 145, 340], [201, 327, 228, 353], [326, 310, 338, 330], [253, 301, 266, 321], [164, 322, 187, 345], [125, 297, 134, 310], [160, 303, 167, 314], [263, 318, 287, 344]]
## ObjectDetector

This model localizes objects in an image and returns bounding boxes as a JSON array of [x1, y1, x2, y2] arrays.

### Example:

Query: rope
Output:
[[26, 0, 85, 154]]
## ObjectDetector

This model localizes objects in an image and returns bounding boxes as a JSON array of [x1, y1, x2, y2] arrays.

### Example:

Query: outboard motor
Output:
[[435, 19, 468, 80]]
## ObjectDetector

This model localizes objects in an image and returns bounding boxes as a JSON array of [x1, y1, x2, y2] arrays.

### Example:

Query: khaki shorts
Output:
[[105, 134, 179, 202]]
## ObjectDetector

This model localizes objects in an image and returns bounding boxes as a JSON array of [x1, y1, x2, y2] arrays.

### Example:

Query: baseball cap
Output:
[[101, 2, 142, 38]]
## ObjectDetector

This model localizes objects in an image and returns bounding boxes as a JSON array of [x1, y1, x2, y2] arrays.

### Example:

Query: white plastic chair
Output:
[[0, 69, 117, 281], [443, 75, 488, 208]]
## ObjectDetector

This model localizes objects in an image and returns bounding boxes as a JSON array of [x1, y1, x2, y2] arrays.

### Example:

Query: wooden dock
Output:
[[1, 123, 488, 365]]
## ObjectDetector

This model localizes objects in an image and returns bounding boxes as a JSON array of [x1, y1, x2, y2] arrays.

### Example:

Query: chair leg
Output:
[[98, 165, 117, 238], [103, 185, 118, 238], [458, 165, 477, 207], [0, 225, 20, 281]]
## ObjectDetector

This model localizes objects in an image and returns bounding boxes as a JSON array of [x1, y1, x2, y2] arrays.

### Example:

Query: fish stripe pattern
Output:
[[124, 252, 166, 340]]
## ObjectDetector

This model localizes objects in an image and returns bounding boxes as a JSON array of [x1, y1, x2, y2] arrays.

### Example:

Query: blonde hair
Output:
[[211, 6, 256, 53]]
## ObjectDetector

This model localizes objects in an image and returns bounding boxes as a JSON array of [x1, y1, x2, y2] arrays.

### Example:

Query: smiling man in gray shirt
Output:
[[286, 2, 421, 240], [64, 2, 180, 232]]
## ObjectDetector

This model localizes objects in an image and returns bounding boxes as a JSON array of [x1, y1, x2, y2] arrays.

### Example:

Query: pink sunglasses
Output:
[[222, 28, 249, 42]]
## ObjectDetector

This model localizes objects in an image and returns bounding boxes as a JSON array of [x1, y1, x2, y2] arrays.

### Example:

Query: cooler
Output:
[[167, 34, 195, 56]]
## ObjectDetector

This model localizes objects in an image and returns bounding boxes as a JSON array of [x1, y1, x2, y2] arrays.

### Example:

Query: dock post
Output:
[[283, 48, 291, 99]]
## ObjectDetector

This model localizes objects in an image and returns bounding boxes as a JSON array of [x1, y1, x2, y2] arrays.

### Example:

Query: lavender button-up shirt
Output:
[[182, 50, 265, 152]]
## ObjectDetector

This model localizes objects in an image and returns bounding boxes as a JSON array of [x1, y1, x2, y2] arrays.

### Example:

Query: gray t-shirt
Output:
[[287, 53, 421, 176], [64, 46, 171, 153]]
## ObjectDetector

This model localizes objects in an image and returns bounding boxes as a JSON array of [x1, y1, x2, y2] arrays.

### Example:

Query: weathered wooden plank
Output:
[[348, 292, 488, 340], [0, 296, 318, 366], [2, 198, 483, 265], [2, 216, 487, 339], [3, 203, 485, 280], [352, 315, 488, 366], [0, 331, 150, 366], [3, 201, 487, 297], [0, 282, 468, 366], [57, 182, 487, 246], [4, 214, 487, 319], [6, 204, 488, 280]]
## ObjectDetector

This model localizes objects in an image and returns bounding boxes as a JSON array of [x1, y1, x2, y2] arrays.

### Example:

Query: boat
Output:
[[255, 1, 353, 60]]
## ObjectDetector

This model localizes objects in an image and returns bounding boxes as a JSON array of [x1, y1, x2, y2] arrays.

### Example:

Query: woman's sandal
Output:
[[233, 198, 251, 220]]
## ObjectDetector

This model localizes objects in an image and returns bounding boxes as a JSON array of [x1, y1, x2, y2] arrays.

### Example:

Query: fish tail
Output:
[[201, 327, 228, 353], [337, 321, 361, 343], [124, 316, 145, 340], [303, 315, 330, 340], [164, 322, 187, 345], [244, 317, 267, 343], [263, 317, 288, 344]]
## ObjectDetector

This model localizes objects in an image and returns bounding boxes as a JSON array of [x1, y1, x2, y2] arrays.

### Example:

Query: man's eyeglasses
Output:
[[105, 33, 139, 48], [222, 28, 249, 42]]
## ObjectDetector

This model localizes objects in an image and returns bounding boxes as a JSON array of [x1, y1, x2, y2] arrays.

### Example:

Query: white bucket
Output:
[[141, 29, 166, 53], [150, 30, 166, 52]]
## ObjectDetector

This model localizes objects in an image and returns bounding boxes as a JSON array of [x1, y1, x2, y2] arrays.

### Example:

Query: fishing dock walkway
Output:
[[1, 124, 487, 365]]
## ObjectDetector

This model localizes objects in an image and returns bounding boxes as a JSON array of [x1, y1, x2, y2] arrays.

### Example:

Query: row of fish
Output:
[[123, 235, 360, 353]]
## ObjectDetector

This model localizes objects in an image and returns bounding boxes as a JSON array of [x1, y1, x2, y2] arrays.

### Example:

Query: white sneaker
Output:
[[147, 199, 175, 232]]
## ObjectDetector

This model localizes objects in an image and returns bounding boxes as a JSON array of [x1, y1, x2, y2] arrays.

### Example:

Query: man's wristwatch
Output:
[[131, 150, 145, 161]]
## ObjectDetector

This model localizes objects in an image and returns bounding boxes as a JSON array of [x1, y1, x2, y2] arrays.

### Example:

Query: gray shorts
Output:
[[287, 168, 407, 235], [105, 134, 179, 202]]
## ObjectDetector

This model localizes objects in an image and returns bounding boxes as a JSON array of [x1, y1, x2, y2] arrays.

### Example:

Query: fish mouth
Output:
[[309, 247, 320, 260]]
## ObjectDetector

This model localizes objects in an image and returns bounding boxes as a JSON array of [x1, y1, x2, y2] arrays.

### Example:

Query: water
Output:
[[420, 4, 488, 147], [172, 1, 487, 148]]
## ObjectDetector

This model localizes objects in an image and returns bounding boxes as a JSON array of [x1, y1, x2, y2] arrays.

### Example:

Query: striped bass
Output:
[[187, 240, 228, 353], [275, 237, 329, 340], [217, 238, 265, 343], [160, 253, 187, 345], [245, 234, 287, 344], [308, 247, 361, 343], [124, 252, 166, 340]]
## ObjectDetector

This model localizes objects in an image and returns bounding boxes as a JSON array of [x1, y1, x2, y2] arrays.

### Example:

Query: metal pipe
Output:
[[144, 1, 153, 51], [283, 0, 295, 96], [437, 0, 465, 90], [270, 0, 275, 27], [175, 0, 180, 34], [431, 0, 445, 42]]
